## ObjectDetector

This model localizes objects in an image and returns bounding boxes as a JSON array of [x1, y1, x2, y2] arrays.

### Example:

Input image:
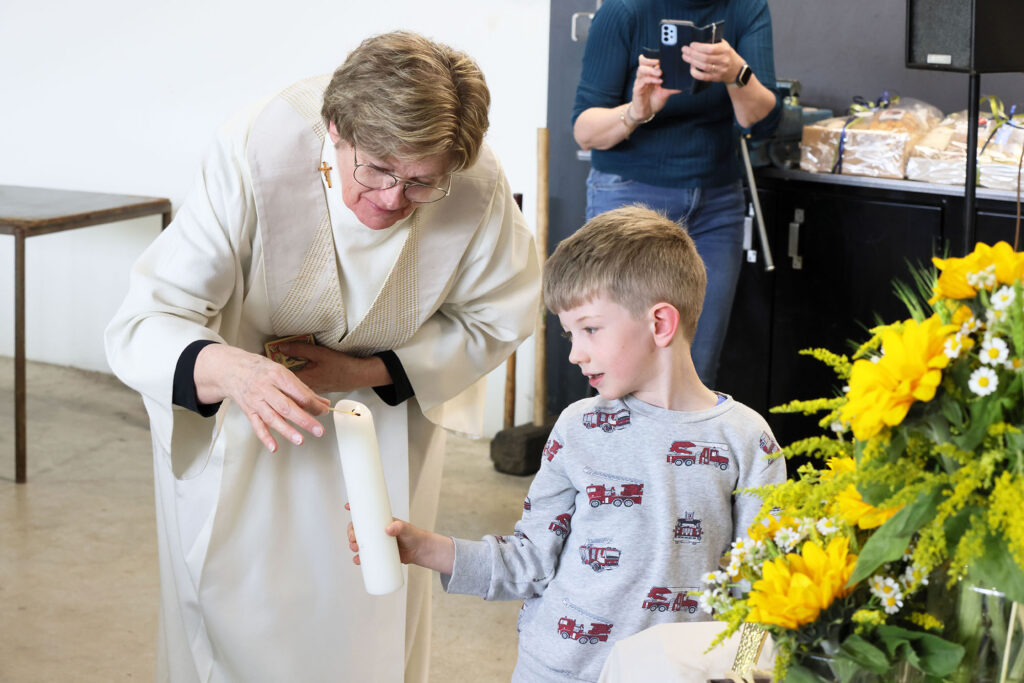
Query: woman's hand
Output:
[[682, 38, 741, 84], [572, 54, 681, 150], [194, 343, 330, 453], [629, 54, 681, 121], [683, 39, 777, 128], [346, 507, 455, 575], [280, 342, 392, 395]]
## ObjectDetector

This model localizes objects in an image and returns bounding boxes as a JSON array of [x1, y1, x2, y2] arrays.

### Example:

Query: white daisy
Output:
[[992, 285, 1015, 310], [702, 570, 728, 586], [730, 538, 752, 560], [944, 334, 966, 360], [797, 517, 817, 536], [980, 337, 1009, 365], [902, 565, 929, 591], [726, 555, 743, 578], [816, 518, 838, 536], [698, 592, 716, 614], [829, 420, 846, 435], [1006, 357, 1024, 372], [773, 527, 802, 552], [967, 265, 997, 290], [869, 575, 900, 600], [968, 366, 999, 396], [987, 308, 1007, 324], [963, 316, 983, 334], [882, 593, 904, 615]]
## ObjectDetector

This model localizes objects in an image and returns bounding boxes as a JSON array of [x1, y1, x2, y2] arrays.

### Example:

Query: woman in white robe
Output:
[[105, 31, 540, 683]]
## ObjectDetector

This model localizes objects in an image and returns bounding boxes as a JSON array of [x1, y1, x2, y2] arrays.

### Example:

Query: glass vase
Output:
[[948, 585, 1024, 683]]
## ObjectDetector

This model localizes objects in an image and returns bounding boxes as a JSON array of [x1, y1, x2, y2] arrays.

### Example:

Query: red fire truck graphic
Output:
[[583, 466, 644, 508], [641, 586, 699, 614], [582, 408, 631, 432], [665, 441, 730, 470], [673, 512, 703, 544], [543, 439, 563, 461], [549, 513, 572, 537], [579, 539, 620, 572], [759, 431, 780, 455], [557, 598, 614, 644]]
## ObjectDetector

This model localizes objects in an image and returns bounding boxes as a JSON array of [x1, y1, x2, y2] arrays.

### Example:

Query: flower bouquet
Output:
[[705, 241, 1024, 681], [702, 454, 964, 682]]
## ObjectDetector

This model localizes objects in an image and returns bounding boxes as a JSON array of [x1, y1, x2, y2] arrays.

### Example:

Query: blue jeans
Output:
[[586, 168, 745, 387]]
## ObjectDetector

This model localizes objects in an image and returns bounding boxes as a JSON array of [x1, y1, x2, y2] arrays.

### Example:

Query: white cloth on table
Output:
[[598, 621, 774, 682]]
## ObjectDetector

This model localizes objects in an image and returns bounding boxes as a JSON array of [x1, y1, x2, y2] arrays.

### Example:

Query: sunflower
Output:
[[931, 241, 1024, 302], [835, 484, 901, 529], [746, 536, 858, 630], [840, 315, 957, 440]]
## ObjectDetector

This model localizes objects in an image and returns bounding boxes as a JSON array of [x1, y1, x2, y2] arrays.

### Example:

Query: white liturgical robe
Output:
[[105, 76, 540, 683]]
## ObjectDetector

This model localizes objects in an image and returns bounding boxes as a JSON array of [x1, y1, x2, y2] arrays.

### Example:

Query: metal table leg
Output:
[[14, 232, 26, 483]]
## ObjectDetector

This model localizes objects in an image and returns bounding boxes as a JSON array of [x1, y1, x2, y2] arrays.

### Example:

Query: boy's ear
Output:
[[649, 302, 680, 348]]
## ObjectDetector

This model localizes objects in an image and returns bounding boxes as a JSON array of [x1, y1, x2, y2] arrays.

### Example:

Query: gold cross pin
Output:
[[319, 161, 333, 188]]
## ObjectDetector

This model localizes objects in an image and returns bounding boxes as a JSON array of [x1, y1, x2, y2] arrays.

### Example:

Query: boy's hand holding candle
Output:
[[345, 512, 455, 575]]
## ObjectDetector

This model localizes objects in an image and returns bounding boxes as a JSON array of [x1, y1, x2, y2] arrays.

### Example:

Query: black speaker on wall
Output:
[[906, 0, 1024, 73]]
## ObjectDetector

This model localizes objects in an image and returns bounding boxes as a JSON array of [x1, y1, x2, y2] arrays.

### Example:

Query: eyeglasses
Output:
[[351, 147, 451, 204]]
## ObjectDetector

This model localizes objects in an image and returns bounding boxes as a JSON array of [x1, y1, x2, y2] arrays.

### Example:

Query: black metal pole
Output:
[[963, 72, 981, 256]]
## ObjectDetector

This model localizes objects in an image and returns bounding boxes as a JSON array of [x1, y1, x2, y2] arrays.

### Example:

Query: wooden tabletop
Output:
[[0, 185, 171, 238]]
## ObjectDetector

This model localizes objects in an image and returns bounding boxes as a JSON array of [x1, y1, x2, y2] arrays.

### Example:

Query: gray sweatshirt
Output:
[[442, 393, 786, 682]]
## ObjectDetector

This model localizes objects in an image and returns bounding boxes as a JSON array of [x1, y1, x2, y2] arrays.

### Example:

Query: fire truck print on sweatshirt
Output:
[[558, 597, 614, 645], [582, 407, 631, 432], [441, 393, 786, 682], [583, 465, 644, 508]]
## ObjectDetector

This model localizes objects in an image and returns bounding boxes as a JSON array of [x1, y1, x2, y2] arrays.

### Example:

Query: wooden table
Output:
[[0, 185, 171, 483]]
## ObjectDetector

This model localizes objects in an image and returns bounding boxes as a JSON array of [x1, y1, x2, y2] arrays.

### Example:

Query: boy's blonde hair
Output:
[[322, 31, 490, 171], [543, 205, 707, 343]]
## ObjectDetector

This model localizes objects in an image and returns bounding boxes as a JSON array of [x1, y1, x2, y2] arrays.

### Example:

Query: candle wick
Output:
[[330, 407, 362, 416]]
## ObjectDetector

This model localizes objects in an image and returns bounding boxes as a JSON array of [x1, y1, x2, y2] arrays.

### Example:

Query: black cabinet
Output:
[[717, 171, 1024, 452]]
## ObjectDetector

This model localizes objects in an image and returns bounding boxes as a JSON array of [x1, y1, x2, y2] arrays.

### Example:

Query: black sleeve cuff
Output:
[[173, 340, 222, 417], [372, 350, 415, 406]]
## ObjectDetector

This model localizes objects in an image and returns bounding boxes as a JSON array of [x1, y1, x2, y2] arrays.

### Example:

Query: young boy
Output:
[[348, 205, 786, 681]]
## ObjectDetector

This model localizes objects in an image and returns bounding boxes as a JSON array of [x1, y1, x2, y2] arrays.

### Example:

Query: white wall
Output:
[[0, 0, 550, 437]]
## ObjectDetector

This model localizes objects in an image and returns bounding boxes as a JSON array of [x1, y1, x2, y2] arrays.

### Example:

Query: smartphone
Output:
[[658, 19, 724, 95]]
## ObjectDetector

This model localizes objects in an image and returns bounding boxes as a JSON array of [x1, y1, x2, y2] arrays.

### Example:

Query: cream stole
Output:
[[245, 76, 492, 358]]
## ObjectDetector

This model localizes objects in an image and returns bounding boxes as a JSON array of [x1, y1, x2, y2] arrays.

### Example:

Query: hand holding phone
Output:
[[659, 19, 724, 95]]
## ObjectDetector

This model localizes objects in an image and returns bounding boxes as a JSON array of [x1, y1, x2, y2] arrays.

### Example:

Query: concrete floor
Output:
[[0, 358, 529, 682]]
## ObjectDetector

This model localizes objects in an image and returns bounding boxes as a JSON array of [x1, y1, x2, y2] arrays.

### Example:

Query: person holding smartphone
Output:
[[572, 0, 781, 389]]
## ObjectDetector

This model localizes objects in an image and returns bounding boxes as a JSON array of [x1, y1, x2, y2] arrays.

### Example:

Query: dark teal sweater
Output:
[[572, 0, 782, 188]]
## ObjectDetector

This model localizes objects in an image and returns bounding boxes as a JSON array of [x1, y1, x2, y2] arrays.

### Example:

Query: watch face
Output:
[[737, 64, 752, 86]]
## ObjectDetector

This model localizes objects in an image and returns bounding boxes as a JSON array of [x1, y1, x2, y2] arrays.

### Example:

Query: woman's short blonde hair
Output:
[[543, 205, 707, 343], [322, 31, 490, 171]]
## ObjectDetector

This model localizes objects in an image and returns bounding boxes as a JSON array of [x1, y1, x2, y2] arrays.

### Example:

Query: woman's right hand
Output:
[[629, 55, 680, 122], [194, 343, 330, 452]]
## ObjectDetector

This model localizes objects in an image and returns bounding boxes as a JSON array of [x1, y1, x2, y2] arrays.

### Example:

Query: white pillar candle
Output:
[[333, 399, 404, 595]]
